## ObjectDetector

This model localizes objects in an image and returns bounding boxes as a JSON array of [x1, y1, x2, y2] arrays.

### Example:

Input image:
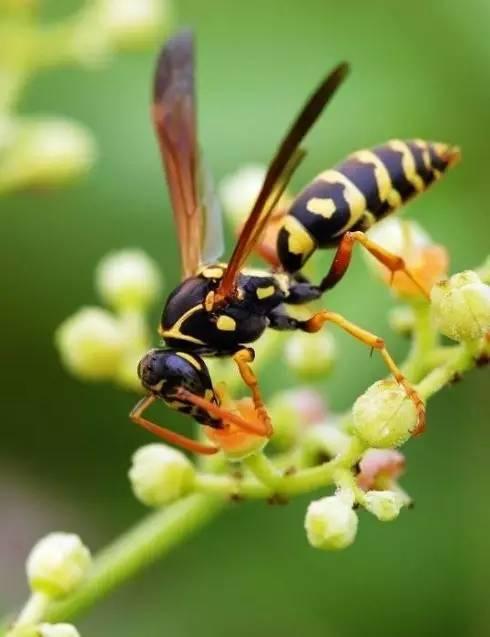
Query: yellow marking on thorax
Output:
[[283, 216, 316, 257], [306, 197, 337, 219], [241, 267, 272, 278], [350, 149, 402, 208], [160, 304, 205, 345], [200, 266, 224, 279], [317, 170, 367, 237], [216, 315, 236, 331], [177, 352, 202, 370], [388, 140, 425, 192], [256, 285, 275, 300]]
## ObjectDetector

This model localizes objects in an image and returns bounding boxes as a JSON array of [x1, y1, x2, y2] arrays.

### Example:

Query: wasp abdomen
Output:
[[277, 139, 460, 273]]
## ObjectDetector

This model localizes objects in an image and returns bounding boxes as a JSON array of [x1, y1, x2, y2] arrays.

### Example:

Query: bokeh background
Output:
[[1, 1, 489, 636]]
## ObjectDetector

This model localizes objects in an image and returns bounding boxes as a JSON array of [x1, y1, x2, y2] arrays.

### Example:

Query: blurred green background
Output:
[[1, 0, 489, 635]]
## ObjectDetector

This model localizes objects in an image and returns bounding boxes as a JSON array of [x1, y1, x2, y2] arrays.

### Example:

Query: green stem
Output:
[[402, 302, 439, 382], [194, 438, 365, 500], [244, 453, 281, 489], [416, 340, 482, 401], [0, 495, 223, 633]]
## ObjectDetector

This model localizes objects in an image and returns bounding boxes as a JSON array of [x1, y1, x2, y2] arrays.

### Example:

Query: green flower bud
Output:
[[352, 379, 418, 448], [285, 331, 336, 380], [305, 494, 358, 550], [302, 422, 351, 465], [26, 533, 91, 598], [95, 249, 162, 311], [38, 624, 80, 637], [364, 489, 403, 521], [129, 444, 195, 507], [55, 307, 124, 381], [268, 388, 326, 450], [431, 270, 490, 342], [0, 118, 96, 193], [388, 306, 415, 336], [220, 164, 267, 227]]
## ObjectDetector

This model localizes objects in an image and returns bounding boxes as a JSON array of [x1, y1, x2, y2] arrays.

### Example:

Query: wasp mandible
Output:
[[131, 30, 460, 455]]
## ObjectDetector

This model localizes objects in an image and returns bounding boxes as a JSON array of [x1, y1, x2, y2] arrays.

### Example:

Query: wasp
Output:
[[131, 30, 460, 455]]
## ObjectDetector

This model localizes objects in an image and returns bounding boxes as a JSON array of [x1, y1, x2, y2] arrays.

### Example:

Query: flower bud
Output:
[[268, 388, 327, 450], [302, 422, 351, 465], [357, 448, 405, 491], [364, 490, 403, 521], [129, 444, 195, 507], [38, 624, 80, 637], [26, 533, 91, 598], [285, 331, 336, 380], [388, 306, 415, 336], [204, 398, 268, 461], [305, 495, 358, 550], [365, 218, 448, 298], [352, 380, 418, 448], [0, 118, 96, 192], [55, 307, 124, 381], [431, 270, 490, 342], [100, 0, 169, 50], [220, 164, 267, 227], [95, 249, 162, 311]]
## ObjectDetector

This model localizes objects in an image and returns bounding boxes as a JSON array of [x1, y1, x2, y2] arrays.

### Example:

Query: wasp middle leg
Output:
[[269, 306, 425, 434]]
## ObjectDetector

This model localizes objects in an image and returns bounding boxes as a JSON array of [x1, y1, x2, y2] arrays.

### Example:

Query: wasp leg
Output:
[[177, 388, 273, 438], [301, 310, 425, 435], [130, 394, 219, 455], [319, 230, 430, 299], [232, 348, 273, 438]]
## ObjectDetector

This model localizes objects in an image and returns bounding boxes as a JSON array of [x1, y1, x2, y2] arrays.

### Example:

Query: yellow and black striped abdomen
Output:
[[277, 139, 460, 273]]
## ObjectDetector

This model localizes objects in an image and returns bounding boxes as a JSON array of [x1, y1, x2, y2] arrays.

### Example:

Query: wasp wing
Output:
[[215, 62, 350, 301], [152, 30, 202, 279], [199, 154, 225, 265]]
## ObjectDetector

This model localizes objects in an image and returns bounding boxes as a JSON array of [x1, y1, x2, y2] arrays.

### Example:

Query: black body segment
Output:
[[277, 138, 460, 273], [160, 265, 287, 354]]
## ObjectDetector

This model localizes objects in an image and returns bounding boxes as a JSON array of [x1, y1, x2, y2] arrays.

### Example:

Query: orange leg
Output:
[[302, 310, 425, 434], [130, 394, 219, 455], [177, 387, 272, 438], [320, 230, 430, 299], [232, 349, 273, 437]]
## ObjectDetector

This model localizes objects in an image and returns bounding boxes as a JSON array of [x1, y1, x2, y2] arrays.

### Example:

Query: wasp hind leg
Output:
[[300, 310, 425, 434], [130, 394, 220, 455], [318, 230, 430, 299]]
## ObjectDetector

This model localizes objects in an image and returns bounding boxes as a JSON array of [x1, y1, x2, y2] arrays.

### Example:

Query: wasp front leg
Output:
[[130, 393, 220, 455], [231, 348, 273, 438]]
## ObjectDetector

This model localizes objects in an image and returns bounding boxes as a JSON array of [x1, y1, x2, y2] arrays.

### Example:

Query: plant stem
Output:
[[0, 495, 223, 633], [402, 302, 438, 382], [416, 340, 482, 400]]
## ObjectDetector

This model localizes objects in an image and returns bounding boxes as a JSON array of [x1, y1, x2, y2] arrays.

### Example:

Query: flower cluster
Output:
[[54, 164, 490, 557], [55, 249, 162, 391], [7, 162, 488, 634], [0, 1, 171, 195]]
